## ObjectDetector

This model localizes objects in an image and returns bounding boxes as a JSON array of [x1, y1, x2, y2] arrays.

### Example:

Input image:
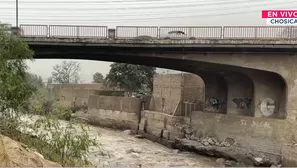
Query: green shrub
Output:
[[51, 103, 72, 121], [32, 116, 107, 166]]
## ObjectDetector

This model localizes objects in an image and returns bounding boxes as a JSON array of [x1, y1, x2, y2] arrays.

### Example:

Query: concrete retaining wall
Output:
[[138, 110, 184, 141], [136, 110, 297, 166], [190, 111, 288, 154], [76, 95, 141, 130], [82, 109, 139, 130]]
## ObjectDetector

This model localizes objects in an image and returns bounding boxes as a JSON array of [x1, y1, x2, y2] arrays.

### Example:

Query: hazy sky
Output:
[[0, 0, 296, 82]]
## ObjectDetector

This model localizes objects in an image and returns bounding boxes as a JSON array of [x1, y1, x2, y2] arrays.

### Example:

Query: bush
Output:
[[11, 89, 105, 166], [31, 116, 106, 166], [20, 90, 53, 115], [51, 103, 72, 121]]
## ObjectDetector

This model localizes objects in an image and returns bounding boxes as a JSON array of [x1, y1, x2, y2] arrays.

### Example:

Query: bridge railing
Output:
[[223, 26, 290, 39], [116, 26, 159, 39], [159, 26, 222, 39], [18, 24, 297, 40], [20, 24, 48, 37], [48, 25, 108, 38]]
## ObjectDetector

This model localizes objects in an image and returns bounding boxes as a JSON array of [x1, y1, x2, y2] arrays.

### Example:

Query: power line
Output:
[[0, 0, 283, 16], [0, 0, 291, 24], [1, 0, 168, 3], [0, 0, 282, 10], [0, 0, 259, 4], [0, 6, 288, 24], [0, 0, 293, 19]]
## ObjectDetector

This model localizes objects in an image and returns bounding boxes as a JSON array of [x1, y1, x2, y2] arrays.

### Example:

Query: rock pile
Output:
[[198, 137, 235, 147]]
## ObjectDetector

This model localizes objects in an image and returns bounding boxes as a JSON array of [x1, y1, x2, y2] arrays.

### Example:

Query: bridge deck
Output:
[[23, 37, 297, 48]]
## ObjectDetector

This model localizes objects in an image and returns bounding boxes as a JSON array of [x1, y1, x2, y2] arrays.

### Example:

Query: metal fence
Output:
[[49, 25, 108, 38], [223, 26, 290, 39], [20, 24, 48, 37], [116, 26, 158, 39], [18, 24, 297, 39]]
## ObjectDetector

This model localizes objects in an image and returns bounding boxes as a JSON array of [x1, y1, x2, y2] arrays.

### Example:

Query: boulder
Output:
[[0, 134, 61, 167], [123, 130, 132, 135], [216, 158, 226, 164]]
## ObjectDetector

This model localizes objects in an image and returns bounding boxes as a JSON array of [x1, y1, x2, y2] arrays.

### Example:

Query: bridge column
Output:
[[246, 70, 287, 119], [223, 72, 254, 116], [198, 72, 228, 113]]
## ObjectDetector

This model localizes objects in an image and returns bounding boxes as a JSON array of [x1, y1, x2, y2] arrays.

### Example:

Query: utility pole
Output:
[[16, 0, 18, 27]]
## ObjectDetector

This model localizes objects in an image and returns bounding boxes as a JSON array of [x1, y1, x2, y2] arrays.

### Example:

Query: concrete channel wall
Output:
[[76, 95, 140, 130]]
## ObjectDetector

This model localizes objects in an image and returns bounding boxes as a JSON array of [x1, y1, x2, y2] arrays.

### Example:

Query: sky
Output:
[[1, 0, 296, 82]]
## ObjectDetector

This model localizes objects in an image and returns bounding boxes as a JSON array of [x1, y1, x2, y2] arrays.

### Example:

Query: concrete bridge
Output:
[[18, 24, 297, 120], [16, 24, 297, 165]]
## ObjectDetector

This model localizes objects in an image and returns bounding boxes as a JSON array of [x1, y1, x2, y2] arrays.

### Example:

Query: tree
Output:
[[25, 72, 45, 89], [0, 25, 103, 166], [105, 63, 156, 97], [47, 77, 52, 84], [92, 72, 104, 83], [51, 61, 80, 84], [0, 23, 35, 132]]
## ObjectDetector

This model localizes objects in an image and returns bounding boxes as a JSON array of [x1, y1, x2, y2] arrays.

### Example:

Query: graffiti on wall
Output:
[[260, 98, 275, 116], [232, 98, 252, 109], [205, 97, 224, 112]]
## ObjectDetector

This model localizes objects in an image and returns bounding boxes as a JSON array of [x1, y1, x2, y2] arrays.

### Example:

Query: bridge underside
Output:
[[30, 44, 288, 119]]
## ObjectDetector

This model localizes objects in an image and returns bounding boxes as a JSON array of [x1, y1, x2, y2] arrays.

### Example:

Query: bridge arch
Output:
[[245, 70, 288, 119]]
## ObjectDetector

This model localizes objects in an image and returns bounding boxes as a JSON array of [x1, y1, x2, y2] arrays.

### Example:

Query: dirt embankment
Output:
[[0, 134, 61, 167]]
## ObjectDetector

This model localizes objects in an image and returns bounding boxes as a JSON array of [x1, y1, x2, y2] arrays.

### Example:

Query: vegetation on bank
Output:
[[0, 24, 104, 166]]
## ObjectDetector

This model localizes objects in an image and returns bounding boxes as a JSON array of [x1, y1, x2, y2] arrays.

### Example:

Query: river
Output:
[[20, 115, 222, 167]]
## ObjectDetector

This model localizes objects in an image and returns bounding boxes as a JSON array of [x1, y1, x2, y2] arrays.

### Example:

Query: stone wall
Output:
[[149, 73, 204, 116], [75, 95, 141, 130], [138, 110, 184, 141]]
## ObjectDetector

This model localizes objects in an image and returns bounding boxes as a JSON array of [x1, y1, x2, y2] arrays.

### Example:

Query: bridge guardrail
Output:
[[49, 25, 108, 38], [116, 26, 159, 39], [159, 26, 222, 39], [20, 24, 48, 37], [18, 24, 297, 40], [223, 26, 292, 39]]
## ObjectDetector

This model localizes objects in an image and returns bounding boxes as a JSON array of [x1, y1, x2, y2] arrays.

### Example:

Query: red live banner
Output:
[[262, 10, 297, 18]]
